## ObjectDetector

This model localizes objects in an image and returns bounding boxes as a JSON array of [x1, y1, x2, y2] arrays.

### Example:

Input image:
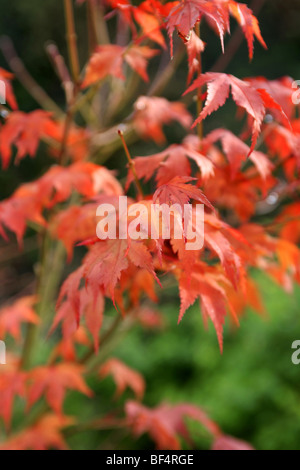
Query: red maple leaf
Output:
[[0, 414, 74, 450], [82, 44, 159, 88], [99, 358, 145, 400], [0, 363, 26, 428], [184, 73, 288, 153], [177, 264, 229, 351], [228, 0, 267, 60], [133, 96, 192, 144], [153, 175, 214, 211], [212, 434, 254, 450], [126, 400, 227, 450], [0, 68, 18, 110], [0, 182, 46, 246], [203, 129, 273, 179], [83, 239, 160, 305], [28, 363, 92, 414], [0, 110, 53, 169], [126, 135, 214, 188], [54, 271, 105, 353], [166, 0, 228, 58], [0, 296, 39, 342]]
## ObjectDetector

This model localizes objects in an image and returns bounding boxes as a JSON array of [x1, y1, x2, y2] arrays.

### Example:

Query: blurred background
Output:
[[0, 0, 300, 450]]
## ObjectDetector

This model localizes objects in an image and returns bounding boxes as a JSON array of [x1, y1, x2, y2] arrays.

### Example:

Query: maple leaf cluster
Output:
[[0, 0, 299, 450]]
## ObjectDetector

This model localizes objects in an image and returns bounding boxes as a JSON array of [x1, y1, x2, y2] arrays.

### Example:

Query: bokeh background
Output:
[[0, 0, 300, 450]]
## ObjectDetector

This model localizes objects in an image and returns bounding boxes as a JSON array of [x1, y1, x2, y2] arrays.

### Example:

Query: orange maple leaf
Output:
[[0, 296, 39, 342], [82, 44, 158, 88], [0, 414, 74, 450], [28, 363, 92, 414], [185, 73, 289, 153], [133, 96, 192, 144], [0, 110, 53, 169], [99, 358, 145, 400]]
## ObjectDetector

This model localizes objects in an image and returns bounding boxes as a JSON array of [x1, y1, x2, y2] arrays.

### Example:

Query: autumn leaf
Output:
[[166, 0, 227, 58], [52, 204, 99, 260], [0, 296, 39, 342], [184, 72, 287, 153], [212, 434, 254, 451], [123, 267, 158, 307], [228, 0, 267, 60], [0, 110, 53, 169], [82, 44, 158, 88], [83, 239, 159, 305], [38, 162, 119, 208], [52, 197, 122, 260], [0, 414, 74, 450], [28, 363, 92, 414], [133, 96, 192, 144], [55, 326, 90, 362], [204, 222, 243, 289], [264, 122, 300, 167], [184, 73, 263, 148], [153, 175, 214, 211], [245, 76, 296, 121], [0, 68, 18, 110], [276, 202, 300, 244], [186, 31, 205, 84], [106, 0, 172, 48], [126, 135, 214, 188], [99, 358, 145, 400], [125, 400, 221, 450], [177, 264, 229, 352], [54, 269, 105, 353], [134, 306, 164, 330], [56, 266, 85, 326], [0, 364, 26, 428], [166, 0, 265, 61], [203, 129, 273, 179], [201, 163, 276, 222], [44, 119, 91, 162], [0, 182, 46, 246]]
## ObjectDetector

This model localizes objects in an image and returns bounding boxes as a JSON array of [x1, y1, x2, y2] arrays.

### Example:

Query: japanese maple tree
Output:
[[0, 0, 299, 450]]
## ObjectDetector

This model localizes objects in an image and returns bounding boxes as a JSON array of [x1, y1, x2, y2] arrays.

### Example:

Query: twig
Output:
[[148, 45, 185, 97], [0, 36, 63, 117], [195, 23, 203, 142], [118, 129, 144, 198], [64, 0, 80, 83], [46, 42, 74, 105], [87, 0, 99, 53]]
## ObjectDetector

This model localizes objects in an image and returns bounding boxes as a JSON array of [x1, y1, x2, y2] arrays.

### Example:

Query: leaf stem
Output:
[[195, 23, 203, 143], [87, 0, 99, 53], [118, 129, 144, 199], [64, 0, 80, 84]]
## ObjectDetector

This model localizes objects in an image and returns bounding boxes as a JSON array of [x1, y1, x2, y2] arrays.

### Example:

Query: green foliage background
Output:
[[0, 0, 300, 450]]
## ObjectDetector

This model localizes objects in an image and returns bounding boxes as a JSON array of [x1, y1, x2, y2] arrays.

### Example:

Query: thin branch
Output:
[[46, 42, 74, 105], [148, 45, 185, 97], [118, 129, 144, 198], [0, 36, 63, 117], [87, 0, 99, 53], [195, 23, 203, 142], [64, 0, 80, 83]]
